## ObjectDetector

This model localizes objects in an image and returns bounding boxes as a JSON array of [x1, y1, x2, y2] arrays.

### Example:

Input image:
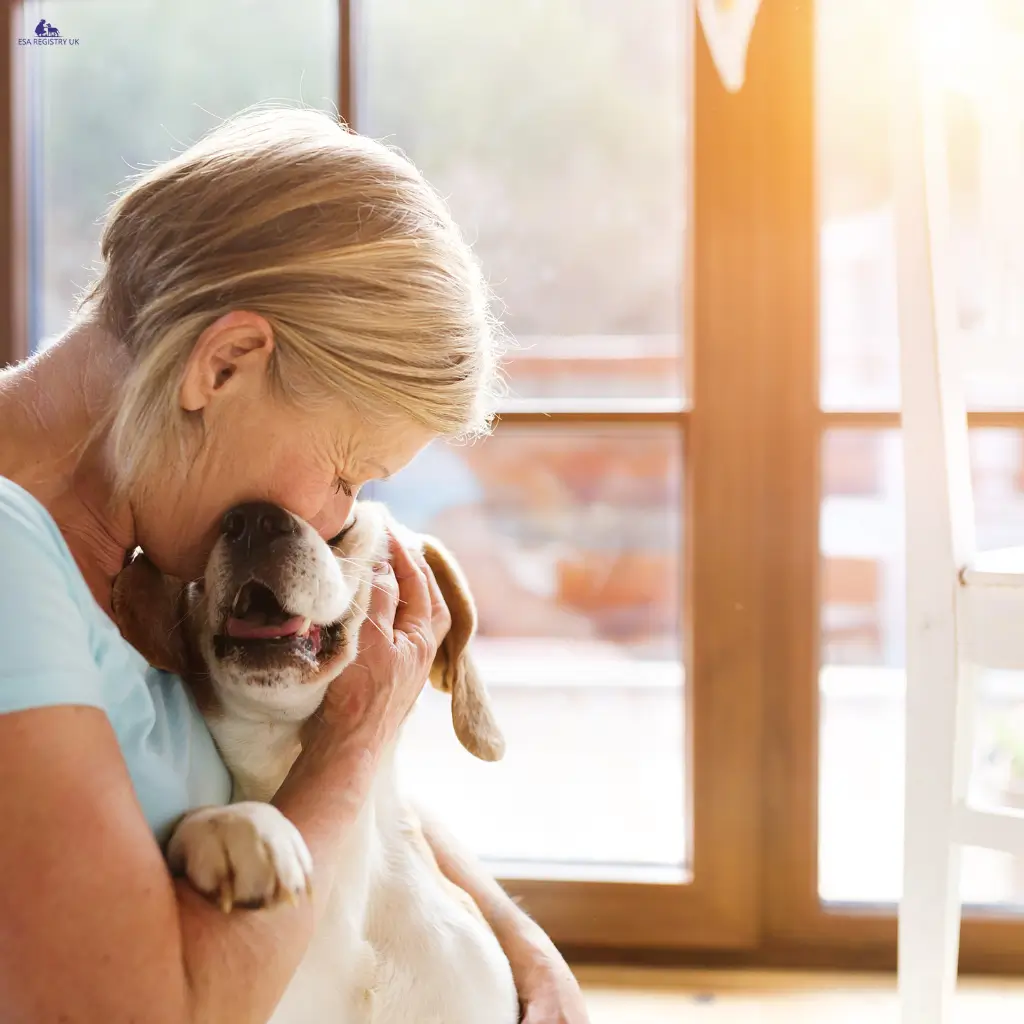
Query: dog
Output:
[[113, 500, 519, 1024]]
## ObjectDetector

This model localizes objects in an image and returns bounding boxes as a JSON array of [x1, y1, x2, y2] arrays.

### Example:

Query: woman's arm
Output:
[[419, 814, 591, 1024], [0, 537, 446, 1024], [0, 704, 368, 1024]]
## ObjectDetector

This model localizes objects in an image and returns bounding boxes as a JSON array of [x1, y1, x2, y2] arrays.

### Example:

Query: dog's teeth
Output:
[[298, 617, 312, 637]]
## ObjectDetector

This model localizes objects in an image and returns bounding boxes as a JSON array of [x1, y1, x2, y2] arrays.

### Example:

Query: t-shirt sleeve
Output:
[[0, 490, 106, 713]]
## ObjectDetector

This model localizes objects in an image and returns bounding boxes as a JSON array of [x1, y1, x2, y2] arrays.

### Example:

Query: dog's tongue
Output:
[[225, 615, 307, 640]]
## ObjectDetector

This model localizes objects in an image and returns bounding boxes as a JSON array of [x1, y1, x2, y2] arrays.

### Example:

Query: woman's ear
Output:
[[112, 552, 189, 676], [422, 537, 505, 762], [179, 310, 275, 413]]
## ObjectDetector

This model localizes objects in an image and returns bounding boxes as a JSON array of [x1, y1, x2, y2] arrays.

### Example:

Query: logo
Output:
[[18, 18, 80, 46]]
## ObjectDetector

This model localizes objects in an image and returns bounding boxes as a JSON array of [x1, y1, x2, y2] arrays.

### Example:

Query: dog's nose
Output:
[[221, 502, 297, 547]]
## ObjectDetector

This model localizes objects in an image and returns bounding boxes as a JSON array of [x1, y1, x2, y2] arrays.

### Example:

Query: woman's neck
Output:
[[0, 323, 137, 610]]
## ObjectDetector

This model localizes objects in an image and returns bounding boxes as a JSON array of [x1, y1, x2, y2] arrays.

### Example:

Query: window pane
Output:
[[365, 428, 686, 874], [22, 0, 337, 347], [357, 0, 688, 404], [817, 0, 1024, 411], [819, 428, 1024, 905]]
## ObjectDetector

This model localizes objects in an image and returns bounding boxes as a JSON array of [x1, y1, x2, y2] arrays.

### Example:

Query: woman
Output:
[[0, 107, 587, 1024]]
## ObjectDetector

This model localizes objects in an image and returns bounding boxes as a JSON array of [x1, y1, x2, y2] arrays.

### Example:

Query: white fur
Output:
[[168, 503, 518, 1024]]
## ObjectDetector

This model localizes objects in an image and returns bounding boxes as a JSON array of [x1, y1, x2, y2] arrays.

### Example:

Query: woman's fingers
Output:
[[318, 531, 451, 747], [388, 532, 432, 637], [421, 558, 451, 642], [363, 558, 399, 644]]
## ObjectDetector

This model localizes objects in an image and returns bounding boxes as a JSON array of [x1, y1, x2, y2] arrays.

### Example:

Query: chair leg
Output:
[[898, 821, 962, 1023], [898, 662, 973, 1024]]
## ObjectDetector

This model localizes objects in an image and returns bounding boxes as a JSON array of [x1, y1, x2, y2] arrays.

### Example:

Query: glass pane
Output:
[[357, 0, 688, 404], [21, 0, 337, 348], [817, 0, 1024, 411], [819, 428, 1024, 905], [365, 428, 686, 875]]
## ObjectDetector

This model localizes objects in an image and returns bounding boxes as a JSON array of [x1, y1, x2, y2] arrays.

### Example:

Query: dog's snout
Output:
[[221, 502, 297, 547]]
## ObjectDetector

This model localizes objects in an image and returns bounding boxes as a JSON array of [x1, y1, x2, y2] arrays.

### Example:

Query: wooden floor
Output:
[[578, 967, 1024, 1022]]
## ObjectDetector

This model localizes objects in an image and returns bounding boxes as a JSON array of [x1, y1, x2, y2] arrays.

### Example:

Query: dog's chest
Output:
[[255, 754, 517, 1024], [358, 790, 518, 1024]]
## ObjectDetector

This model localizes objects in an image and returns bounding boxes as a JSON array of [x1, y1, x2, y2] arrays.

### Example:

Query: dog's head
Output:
[[112, 501, 504, 761]]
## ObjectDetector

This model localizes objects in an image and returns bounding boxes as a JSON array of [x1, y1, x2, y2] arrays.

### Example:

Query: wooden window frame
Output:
[[8, 0, 1024, 972]]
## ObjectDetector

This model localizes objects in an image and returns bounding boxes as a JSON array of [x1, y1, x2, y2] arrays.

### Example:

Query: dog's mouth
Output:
[[213, 581, 343, 668], [225, 581, 314, 643]]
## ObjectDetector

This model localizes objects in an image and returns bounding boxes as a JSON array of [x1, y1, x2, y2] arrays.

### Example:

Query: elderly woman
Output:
[[0, 108, 586, 1024]]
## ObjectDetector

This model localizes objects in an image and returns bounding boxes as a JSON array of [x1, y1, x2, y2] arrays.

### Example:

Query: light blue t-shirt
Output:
[[0, 477, 231, 844]]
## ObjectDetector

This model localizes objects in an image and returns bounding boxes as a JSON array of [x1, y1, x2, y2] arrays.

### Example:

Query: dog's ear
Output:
[[421, 537, 505, 762], [112, 551, 189, 677]]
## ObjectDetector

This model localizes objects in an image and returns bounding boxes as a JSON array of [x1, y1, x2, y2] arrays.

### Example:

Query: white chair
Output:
[[893, 1, 1024, 1021]]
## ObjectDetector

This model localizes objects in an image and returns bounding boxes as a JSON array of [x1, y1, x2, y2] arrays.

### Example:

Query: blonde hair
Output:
[[80, 106, 504, 496]]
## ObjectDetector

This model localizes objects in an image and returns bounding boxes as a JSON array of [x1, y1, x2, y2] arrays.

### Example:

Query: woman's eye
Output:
[[333, 478, 353, 497], [328, 517, 357, 547]]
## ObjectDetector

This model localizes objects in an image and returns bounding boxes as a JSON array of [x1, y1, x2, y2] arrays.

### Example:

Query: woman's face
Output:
[[133, 313, 437, 580]]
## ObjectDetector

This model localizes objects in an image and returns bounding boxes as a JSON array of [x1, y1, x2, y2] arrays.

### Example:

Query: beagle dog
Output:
[[113, 501, 518, 1024]]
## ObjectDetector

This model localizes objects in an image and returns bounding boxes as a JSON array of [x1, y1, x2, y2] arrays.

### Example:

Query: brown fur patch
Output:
[[112, 553, 188, 676], [112, 554, 219, 713]]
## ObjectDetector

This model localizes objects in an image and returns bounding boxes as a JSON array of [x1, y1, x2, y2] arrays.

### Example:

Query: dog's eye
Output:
[[327, 517, 357, 548]]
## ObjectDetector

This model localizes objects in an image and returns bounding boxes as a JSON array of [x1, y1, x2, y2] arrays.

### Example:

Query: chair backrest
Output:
[[890, 0, 976, 603]]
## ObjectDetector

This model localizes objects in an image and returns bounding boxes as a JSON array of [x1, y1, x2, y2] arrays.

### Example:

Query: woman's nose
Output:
[[309, 494, 356, 541]]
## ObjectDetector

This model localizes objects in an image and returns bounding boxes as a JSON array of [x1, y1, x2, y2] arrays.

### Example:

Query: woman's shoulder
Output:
[[0, 476, 77, 572], [0, 476, 106, 684]]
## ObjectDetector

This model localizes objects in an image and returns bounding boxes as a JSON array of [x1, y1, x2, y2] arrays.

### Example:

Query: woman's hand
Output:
[[306, 530, 451, 756], [510, 926, 591, 1024], [518, 958, 590, 1024]]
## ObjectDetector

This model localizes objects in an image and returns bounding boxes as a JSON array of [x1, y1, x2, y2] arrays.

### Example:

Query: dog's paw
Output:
[[166, 803, 313, 913]]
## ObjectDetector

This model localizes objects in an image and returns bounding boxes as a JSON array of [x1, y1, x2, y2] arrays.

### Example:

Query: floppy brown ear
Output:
[[422, 537, 505, 762], [112, 551, 189, 677]]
